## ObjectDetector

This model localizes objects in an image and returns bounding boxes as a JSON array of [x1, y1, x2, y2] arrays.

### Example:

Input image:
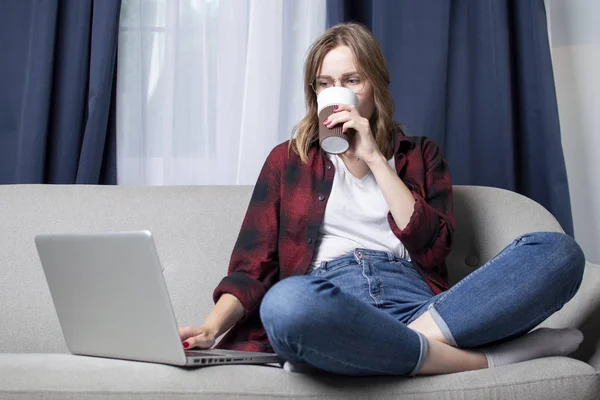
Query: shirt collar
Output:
[[394, 127, 415, 155]]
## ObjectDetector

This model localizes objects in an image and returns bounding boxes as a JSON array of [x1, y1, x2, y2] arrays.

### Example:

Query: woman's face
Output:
[[316, 45, 375, 120]]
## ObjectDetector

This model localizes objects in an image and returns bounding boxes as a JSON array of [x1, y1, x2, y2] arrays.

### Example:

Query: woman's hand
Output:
[[323, 104, 383, 164], [178, 294, 244, 350], [179, 324, 217, 349]]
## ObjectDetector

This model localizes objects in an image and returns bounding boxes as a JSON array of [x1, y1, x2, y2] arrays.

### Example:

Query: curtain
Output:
[[117, 0, 326, 185], [0, 0, 120, 184], [547, 0, 600, 263], [328, 0, 574, 237]]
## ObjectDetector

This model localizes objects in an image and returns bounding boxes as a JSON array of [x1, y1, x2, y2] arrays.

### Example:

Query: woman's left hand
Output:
[[323, 104, 383, 163]]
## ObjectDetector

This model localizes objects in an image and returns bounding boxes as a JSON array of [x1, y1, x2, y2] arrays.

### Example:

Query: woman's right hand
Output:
[[178, 293, 245, 350], [178, 325, 217, 349]]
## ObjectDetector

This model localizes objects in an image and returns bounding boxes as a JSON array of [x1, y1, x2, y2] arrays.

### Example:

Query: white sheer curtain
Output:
[[116, 0, 326, 185], [546, 0, 600, 263]]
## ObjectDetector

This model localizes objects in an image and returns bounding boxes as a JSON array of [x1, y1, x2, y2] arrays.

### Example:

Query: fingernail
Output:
[[183, 342, 189, 348], [333, 106, 338, 111], [323, 118, 329, 124]]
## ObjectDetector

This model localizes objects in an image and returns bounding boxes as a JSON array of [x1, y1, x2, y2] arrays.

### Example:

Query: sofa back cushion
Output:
[[0, 185, 251, 353], [447, 185, 563, 285]]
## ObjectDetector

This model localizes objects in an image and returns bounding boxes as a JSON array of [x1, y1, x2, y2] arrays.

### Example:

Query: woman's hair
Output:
[[289, 22, 401, 163]]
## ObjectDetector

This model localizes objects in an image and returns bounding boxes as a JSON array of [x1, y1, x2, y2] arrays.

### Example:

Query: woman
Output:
[[179, 23, 585, 376]]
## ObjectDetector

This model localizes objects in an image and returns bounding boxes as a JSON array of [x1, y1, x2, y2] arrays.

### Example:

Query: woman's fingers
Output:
[[331, 103, 357, 114], [179, 325, 217, 349], [183, 331, 215, 350], [324, 110, 352, 128], [339, 117, 369, 134], [178, 326, 198, 341], [341, 120, 357, 134]]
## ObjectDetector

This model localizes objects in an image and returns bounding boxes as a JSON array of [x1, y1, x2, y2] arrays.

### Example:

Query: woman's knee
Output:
[[554, 233, 585, 299], [260, 276, 328, 336], [526, 231, 585, 295]]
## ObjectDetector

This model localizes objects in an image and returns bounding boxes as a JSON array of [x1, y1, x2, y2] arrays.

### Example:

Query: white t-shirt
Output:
[[310, 153, 410, 270]]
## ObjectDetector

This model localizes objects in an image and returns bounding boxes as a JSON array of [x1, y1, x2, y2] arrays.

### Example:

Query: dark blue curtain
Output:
[[0, 0, 121, 184], [328, 0, 574, 236]]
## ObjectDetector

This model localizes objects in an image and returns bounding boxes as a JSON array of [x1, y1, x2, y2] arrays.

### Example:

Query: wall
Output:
[[547, 0, 600, 263]]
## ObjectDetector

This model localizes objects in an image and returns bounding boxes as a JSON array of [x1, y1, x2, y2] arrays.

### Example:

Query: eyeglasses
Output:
[[311, 74, 365, 95]]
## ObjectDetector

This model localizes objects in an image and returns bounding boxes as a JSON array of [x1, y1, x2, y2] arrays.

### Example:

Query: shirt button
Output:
[[326, 165, 332, 170], [318, 195, 325, 201], [307, 238, 313, 244]]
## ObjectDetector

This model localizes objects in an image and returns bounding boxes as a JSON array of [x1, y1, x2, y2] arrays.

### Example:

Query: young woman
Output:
[[179, 23, 585, 376]]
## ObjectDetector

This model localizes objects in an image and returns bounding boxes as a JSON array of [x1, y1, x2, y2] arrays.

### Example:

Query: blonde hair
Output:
[[288, 22, 401, 163]]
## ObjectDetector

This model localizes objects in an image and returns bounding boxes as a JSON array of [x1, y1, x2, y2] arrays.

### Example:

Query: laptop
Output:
[[34, 230, 281, 367]]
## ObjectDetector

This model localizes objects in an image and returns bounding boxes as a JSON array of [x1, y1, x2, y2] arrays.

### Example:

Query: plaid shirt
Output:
[[213, 131, 454, 352]]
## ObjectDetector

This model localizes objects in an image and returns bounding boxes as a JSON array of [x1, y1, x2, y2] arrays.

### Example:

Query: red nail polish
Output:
[[323, 118, 329, 124], [333, 106, 338, 111], [183, 342, 189, 348]]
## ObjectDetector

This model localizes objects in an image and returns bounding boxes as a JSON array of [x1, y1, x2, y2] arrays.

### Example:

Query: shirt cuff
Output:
[[212, 272, 266, 321], [388, 193, 440, 254]]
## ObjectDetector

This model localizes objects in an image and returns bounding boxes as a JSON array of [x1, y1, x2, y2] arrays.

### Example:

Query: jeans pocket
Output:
[[313, 260, 356, 276]]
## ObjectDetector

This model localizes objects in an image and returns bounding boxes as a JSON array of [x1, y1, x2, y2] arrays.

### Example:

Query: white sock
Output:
[[482, 327, 583, 368], [282, 361, 319, 374]]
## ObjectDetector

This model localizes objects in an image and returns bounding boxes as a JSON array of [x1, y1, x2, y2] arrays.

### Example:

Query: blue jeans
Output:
[[260, 232, 585, 376]]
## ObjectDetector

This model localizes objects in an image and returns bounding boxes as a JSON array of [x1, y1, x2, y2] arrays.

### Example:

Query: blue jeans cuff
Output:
[[428, 303, 458, 347], [409, 331, 429, 376]]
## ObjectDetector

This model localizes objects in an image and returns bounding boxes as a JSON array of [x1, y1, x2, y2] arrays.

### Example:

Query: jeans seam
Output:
[[361, 262, 380, 306], [432, 237, 522, 307]]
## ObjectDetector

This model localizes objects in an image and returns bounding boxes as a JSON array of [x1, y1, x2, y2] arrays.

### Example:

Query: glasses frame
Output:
[[310, 74, 366, 95]]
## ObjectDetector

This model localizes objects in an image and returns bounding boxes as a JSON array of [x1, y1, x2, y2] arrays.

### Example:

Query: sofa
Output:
[[0, 184, 599, 400]]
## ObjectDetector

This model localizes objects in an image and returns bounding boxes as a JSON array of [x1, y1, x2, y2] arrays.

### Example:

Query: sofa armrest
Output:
[[538, 261, 600, 370]]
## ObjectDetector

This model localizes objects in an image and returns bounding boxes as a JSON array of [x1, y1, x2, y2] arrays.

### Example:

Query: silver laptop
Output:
[[34, 231, 281, 367]]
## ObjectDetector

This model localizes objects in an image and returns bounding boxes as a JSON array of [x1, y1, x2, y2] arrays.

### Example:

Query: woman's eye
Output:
[[347, 79, 360, 85], [319, 81, 333, 87]]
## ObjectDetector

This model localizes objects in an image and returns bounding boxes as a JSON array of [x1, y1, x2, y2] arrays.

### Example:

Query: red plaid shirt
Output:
[[213, 130, 454, 352]]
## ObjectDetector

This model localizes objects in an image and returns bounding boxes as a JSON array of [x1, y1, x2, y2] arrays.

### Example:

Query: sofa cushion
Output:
[[0, 354, 598, 400]]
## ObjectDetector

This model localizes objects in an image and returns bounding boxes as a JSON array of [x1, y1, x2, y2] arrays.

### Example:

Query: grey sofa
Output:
[[1, 184, 599, 400]]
